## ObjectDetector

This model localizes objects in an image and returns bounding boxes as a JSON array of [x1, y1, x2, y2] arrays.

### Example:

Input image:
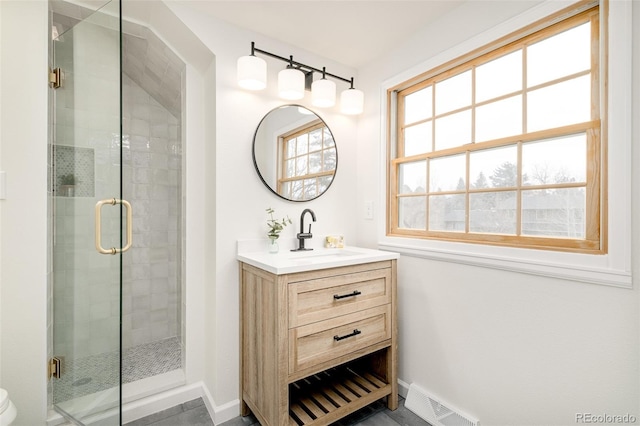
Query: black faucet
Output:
[[291, 208, 316, 251]]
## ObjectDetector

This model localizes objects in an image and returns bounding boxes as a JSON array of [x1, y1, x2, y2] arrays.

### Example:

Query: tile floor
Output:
[[125, 398, 212, 426], [125, 396, 431, 426]]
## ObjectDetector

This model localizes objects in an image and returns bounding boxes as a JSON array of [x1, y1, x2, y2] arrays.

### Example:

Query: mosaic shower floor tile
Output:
[[53, 337, 181, 404]]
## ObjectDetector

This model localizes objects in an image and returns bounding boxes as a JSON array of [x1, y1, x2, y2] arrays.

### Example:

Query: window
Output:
[[279, 120, 336, 201], [388, 6, 603, 253]]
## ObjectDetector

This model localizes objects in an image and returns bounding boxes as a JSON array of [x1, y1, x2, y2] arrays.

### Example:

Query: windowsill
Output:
[[378, 236, 632, 289]]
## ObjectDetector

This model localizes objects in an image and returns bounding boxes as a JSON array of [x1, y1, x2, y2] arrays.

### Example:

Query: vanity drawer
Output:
[[288, 268, 391, 328], [289, 305, 391, 374]]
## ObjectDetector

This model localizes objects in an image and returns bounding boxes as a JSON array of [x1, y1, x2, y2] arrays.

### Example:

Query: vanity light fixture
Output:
[[340, 78, 364, 115], [237, 42, 267, 90], [278, 56, 305, 100], [312, 67, 336, 108], [237, 42, 364, 115]]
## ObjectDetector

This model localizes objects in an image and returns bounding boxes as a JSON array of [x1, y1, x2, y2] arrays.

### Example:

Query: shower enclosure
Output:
[[49, 0, 185, 423]]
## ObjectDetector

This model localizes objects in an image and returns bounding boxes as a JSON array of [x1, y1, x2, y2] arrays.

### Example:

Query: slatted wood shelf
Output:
[[288, 365, 391, 426]]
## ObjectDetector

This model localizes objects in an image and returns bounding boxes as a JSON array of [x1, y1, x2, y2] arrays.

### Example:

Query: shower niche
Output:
[[49, 0, 186, 420], [54, 145, 95, 197]]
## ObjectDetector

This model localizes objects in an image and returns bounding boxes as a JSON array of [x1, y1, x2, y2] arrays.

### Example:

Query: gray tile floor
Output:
[[126, 396, 431, 426], [124, 398, 213, 426]]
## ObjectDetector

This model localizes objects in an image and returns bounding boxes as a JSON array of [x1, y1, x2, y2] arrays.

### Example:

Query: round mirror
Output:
[[253, 105, 337, 201]]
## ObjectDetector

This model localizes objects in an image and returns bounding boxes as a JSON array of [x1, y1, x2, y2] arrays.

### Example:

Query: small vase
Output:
[[60, 185, 75, 197], [268, 236, 279, 253]]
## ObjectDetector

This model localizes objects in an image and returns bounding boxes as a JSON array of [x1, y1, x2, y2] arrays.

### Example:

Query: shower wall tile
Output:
[[131, 328, 152, 347], [151, 323, 170, 341], [152, 277, 169, 293], [132, 279, 151, 296], [121, 74, 182, 351]]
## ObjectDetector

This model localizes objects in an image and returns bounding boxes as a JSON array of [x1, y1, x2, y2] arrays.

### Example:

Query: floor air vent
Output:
[[405, 383, 479, 426]]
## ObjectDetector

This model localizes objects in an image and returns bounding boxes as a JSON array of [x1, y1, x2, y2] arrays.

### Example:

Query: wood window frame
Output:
[[387, 3, 606, 254], [278, 119, 336, 201]]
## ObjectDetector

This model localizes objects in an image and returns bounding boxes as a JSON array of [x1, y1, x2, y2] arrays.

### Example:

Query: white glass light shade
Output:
[[340, 88, 364, 115], [311, 78, 336, 108], [278, 68, 305, 100], [237, 55, 267, 90]]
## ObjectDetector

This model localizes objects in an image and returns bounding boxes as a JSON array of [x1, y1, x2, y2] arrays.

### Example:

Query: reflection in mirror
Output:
[[253, 105, 337, 201]]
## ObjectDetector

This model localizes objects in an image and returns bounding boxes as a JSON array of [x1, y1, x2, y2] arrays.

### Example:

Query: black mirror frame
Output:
[[252, 104, 338, 202]]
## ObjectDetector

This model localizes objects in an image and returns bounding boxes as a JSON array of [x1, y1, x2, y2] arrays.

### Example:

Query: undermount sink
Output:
[[237, 243, 399, 274]]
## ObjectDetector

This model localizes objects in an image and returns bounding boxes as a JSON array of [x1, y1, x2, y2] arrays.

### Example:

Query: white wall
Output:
[[1, 1, 637, 425], [0, 0, 3, 389], [167, 4, 360, 416], [0, 1, 49, 425], [357, 1, 640, 425]]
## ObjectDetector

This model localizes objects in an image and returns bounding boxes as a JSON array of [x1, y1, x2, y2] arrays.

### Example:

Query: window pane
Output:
[[475, 95, 522, 142], [429, 154, 465, 192], [435, 70, 471, 115], [469, 146, 517, 189], [296, 134, 308, 155], [527, 22, 591, 87], [522, 134, 586, 186], [476, 50, 522, 103], [323, 147, 336, 172], [399, 161, 426, 194], [309, 129, 322, 152], [404, 121, 432, 156], [527, 75, 590, 132], [434, 109, 471, 150], [303, 178, 317, 199], [323, 129, 334, 147], [285, 158, 295, 178], [319, 175, 332, 193], [469, 191, 517, 234], [286, 139, 296, 158], [399, 196, 426, 230], [522, 188, 585, 238], [429, 194, 465, 232], [290, 180, 303, 200], [296, 156, 307, 176], [283, 180, 304, 200], [308, 152, 322, 174], [404, 86, 432, 125]]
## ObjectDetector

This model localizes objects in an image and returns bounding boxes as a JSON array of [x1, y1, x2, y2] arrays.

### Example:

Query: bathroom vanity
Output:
[[238, 246, 399, 426]]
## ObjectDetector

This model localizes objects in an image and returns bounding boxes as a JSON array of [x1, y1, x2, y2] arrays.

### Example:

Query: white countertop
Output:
[[237, 241, 399, 275]]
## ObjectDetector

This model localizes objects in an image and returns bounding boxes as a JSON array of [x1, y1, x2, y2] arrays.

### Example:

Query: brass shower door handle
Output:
[[95, 198, 133, 255]]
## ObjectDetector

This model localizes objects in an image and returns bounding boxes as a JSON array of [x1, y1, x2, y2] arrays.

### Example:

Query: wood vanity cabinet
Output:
[[239, 260, 398, 426]]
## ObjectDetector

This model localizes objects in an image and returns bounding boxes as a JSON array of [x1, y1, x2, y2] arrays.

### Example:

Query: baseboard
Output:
[[201, 384, 240, 425], [124, 382, 240, 425], [398, 378, 410, 399]]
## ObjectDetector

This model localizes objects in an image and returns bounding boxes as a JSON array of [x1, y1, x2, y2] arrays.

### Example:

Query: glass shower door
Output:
[[51, 1, 125, 424]]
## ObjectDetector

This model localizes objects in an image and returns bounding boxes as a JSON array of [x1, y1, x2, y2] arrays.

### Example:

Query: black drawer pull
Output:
[[334, 329, 361, 341], [333, 290, 362, 300]]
